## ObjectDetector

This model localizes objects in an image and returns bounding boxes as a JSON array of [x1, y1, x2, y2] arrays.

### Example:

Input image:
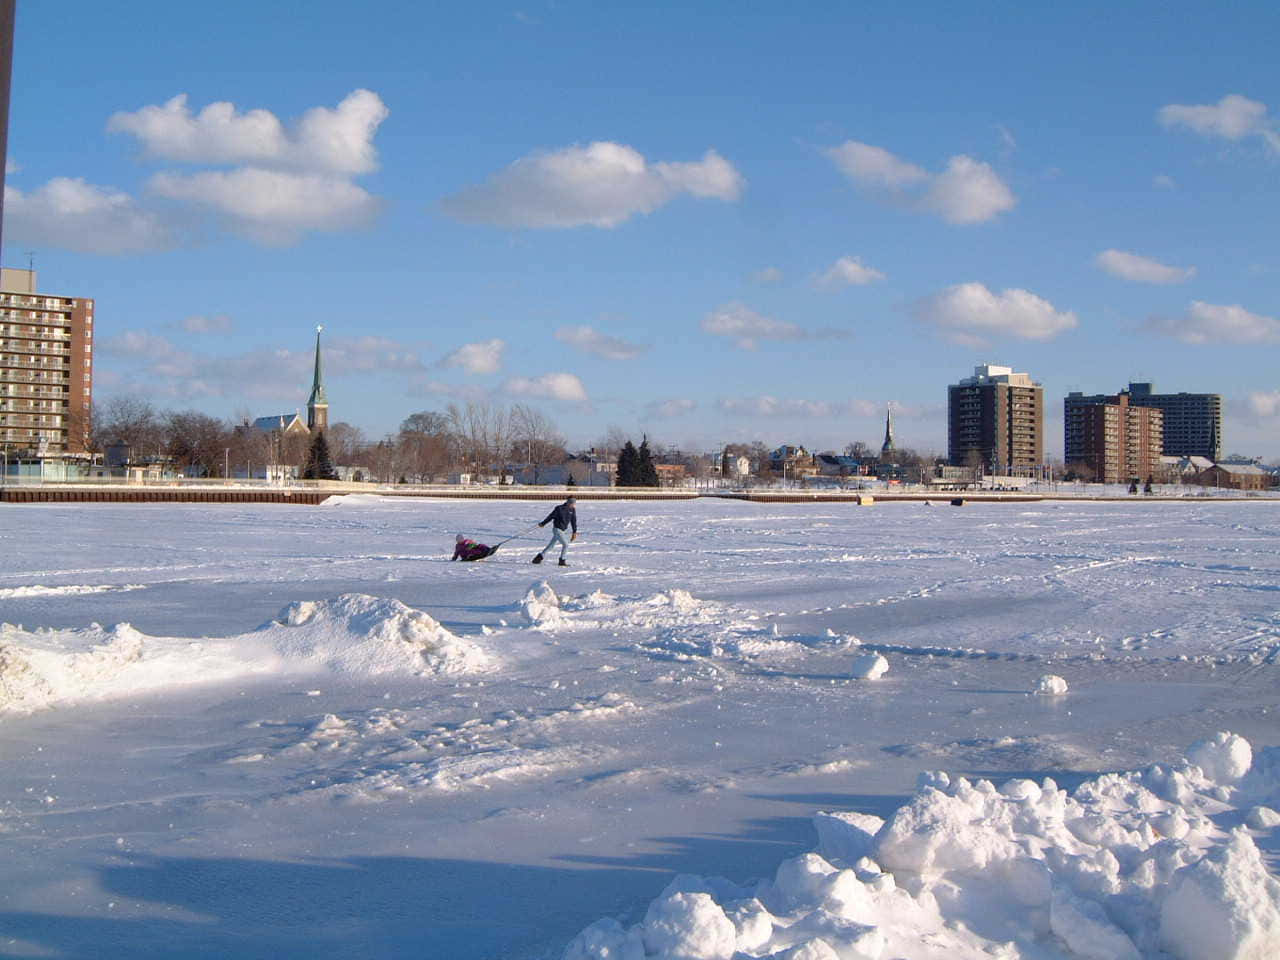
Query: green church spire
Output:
[[307, 325, 329, 432]]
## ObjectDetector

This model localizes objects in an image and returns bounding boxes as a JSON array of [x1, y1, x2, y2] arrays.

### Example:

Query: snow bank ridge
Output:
[[564, 731, 1280, 960], [0, 594, 491, 715]]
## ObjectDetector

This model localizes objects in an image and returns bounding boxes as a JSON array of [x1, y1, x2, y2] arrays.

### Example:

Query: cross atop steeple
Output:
[[307, 325, 329, 433], [881, 402, 895, 457]]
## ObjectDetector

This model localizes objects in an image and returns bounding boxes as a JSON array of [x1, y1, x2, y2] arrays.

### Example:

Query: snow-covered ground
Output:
[[1, 496, 1278, 959]]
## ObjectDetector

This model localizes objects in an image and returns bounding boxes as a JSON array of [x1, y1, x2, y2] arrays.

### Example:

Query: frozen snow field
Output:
[[2, 495, 1279, 959]]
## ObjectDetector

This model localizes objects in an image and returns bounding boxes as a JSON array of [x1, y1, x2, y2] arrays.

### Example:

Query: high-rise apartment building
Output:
[[0, 269, 94, 456], [1066, 382, 1221, 461], [1126, 383, 1220, 461], [1064, 392, 1163, 483], [947, 364, 1044, 475]]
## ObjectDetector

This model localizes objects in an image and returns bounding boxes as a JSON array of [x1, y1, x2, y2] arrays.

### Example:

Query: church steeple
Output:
[[307, 325, 329, 433], [881, 402, 895, 457]]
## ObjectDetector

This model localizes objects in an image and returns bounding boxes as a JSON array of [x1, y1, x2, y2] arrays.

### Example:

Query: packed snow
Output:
[[1, 496, 1278, 958]]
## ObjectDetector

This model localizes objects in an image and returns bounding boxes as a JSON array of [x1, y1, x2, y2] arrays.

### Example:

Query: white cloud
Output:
[[751, 266, 784, 285], [148, 168, 379, 245], [815, 255, 886, 289], [646, 397, 697, 418], [702, 302, 850, 350], [324, 336, 426, 374], [702, 302, 805, 350], [1153, 174, 1177, 190], [717, 396, 843, 418], [5, 158, 18, 174], [100, 330, 425, 401], [1157, 94, 1279, 152], [1145, 301, 1280, 345], [102, 329, 190, 367], [503, 372, 588, 404], [1248, 391, 1280, 418], [554, 325, 646, 360], [4, 178, 173, 254], [921, 155, 1016, 224], [442, 338, 506, 374], [826, 140, 1015, 224], [440, 141, 744, 228], [181, 315, 234, 334], [1096, 249, 1196, 285], [825, 141, 927, 188], [913, 283, 1078, 345], [108, 90, 389, 174]]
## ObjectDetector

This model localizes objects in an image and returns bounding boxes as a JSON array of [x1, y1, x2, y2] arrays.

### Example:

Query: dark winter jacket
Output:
[[540, 502, 577, 534]]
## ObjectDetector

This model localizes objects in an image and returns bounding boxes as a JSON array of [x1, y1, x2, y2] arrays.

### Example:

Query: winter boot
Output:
[[532, 553, 543, 564], [558, 558, 568, 567]]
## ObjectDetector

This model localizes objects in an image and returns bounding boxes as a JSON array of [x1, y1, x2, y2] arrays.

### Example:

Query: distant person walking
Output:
[[532, 496, 577, 567]]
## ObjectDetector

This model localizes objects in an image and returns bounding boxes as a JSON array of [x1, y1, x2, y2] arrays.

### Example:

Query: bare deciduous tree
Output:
[[92, 395, 163, 454], [511, 403, 566, 482], [166, 410, 232, 476], [398, 411, 453, 481], [446, 401, 512, 475]]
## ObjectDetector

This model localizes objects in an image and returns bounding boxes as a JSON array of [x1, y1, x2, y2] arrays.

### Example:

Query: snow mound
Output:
[[850, 653, 889, 680], [1034, 674, 1069, 695], [521, 580, 565, 627], [0, 594, 490, 716], [0, 584, 146, 599], [1159, 829, 1280, 960], [1187, 731, 1252, 784], [269, 594, 491, 675], [564, 733, 1280, 960]]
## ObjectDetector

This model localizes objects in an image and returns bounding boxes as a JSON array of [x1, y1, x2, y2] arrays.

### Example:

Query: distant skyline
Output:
[[3, 2, 1278, 457]]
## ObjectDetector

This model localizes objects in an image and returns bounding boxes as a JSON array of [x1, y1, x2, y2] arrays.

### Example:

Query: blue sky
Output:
[[5, 1, 1278, 457]]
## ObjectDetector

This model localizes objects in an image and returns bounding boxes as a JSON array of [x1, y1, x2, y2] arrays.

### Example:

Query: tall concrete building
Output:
[[1067, 382, 1221, 461], [1127, 383, 1220, 461], [1064, 391, 1163, 483], [947, 364, 1044, 475], [0, 269, 95, 455]]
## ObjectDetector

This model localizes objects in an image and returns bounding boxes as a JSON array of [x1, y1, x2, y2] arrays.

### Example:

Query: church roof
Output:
[[251, 413, 307, 434]]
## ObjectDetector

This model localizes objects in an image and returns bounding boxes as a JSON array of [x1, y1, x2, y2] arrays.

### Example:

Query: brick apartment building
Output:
[[947, 364, 1044, 475], [1068, 382, 1220, 462], [0, 268, 94, 456], [1064, 391, 1163, 483]]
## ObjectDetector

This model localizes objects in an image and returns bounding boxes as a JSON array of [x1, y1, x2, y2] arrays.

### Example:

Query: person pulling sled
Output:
[[452, 534, 497, 562], [532, 496, 577, 567]]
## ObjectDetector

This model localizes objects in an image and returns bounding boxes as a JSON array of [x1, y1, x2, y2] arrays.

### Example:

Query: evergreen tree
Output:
[[616, 441, 639, 486], [637, 436, 659, 486], [303, 431, 337, 480]]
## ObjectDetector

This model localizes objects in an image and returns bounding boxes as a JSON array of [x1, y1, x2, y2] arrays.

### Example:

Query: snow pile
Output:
[[563, 732, 1280, 960], [269, 594, 491, 675], [850, 653, 889, 680], [1187, 731, 1251, 784], [1034, 674, 1069, 696], [0, 594, 490, 715], [521, 580, 566, 627]]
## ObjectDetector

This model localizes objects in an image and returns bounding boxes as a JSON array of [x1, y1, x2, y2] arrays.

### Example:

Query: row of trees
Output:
[[91, 393, 953, 484], [89, 396, 570, 482]]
